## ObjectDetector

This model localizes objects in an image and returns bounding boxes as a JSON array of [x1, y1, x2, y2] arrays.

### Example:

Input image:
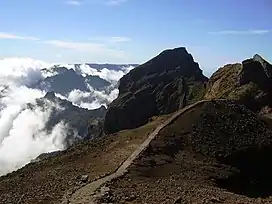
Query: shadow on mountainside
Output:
[[100, 100, 272, 203], [216, 146, 272, 198]]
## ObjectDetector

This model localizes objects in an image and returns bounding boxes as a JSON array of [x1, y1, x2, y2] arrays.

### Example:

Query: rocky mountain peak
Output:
[[104, 47, 208, 133], [253, 54, 272, 78], [119, 47, 206, 94], [156, 47, 191, 62], [239, 54, 272, 87], [156, 47, 195, 65], [205, 54, 272, 113], [44, 91, 56, 99]]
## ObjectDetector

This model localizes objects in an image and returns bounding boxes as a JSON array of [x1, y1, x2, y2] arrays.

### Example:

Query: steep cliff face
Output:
[[104, 47, 208, 133], [205, 54, 272, 113]]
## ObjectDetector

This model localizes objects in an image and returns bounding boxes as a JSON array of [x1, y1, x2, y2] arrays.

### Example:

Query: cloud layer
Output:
[[208, 30, 270, 35], [0, 57, 132, 176], [44, 40, 125, 59], [0, 31, 131, 63], [0, 32, 39, 41]]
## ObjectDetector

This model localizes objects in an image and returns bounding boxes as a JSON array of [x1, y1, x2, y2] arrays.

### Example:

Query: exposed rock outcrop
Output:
[[104, 47, 208, 133], [205, 54, 272, 113]]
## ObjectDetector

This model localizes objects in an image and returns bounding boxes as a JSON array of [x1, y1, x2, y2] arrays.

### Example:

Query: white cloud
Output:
[[0, 58, 68, 176], [44, 40, 126, 59], [0, 57, 49, 86], [208, 30, 270, 35], [56, 86, 119, 110], [88, 36, 131, 43], [110, 36, 131, 43], [0, 31, 131, 62], [0, 53, 136, 175], [0, 56, 137, 175], [0, 32, 39, 41], [44, 40, 104, 51], [0, 103, 68, 176], [75, 64, 133, 82], [105, 0, 128, 6], [64, 0, 82, 5]]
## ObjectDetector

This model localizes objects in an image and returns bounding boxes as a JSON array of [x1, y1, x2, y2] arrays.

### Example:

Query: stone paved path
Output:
[[63, 100, 221, 204]]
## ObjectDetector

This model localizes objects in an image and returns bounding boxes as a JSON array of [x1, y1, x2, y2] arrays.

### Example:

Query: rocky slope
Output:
[[0, 114, 167, 204], [205, 54, 272, 114], [104, 47, 208, 133], [99, 100, 272, 203]]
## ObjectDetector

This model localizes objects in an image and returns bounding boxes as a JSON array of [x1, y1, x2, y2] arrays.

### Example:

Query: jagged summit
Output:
[[104, 47, 208, 133], [205, 53, 272, 114], [44, 91, 56, 99], [252, 54, 272, 78], [157, 47, 191, 60], [241, 54, 272, 85], [253, 53, 269, 64], [253, 53, 264, 61], [156, 47, 196, 65], [120, 47, 204, 91]]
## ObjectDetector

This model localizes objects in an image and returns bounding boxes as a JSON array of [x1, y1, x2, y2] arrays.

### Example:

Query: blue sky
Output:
[[0, 0, 271, 75]]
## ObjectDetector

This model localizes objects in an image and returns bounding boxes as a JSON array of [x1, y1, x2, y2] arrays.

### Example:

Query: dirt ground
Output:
[[97, 101, 272, 204], [0, 115, 170, 204]]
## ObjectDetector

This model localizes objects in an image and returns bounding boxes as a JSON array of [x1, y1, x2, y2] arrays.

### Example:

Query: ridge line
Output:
[[63, 99, 226, 204]]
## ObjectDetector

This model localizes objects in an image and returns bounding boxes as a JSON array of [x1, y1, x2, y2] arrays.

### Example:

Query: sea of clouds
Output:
[[0, 57, 133, 176]]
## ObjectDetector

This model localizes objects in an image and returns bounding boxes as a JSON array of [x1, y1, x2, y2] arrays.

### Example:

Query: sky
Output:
[[0, 0, 271, 76]]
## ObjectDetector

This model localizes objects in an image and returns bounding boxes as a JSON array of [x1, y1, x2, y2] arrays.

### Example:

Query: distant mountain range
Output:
[[32, 67, 111, 95], [82, 63, 139, 71], [24, 64, 140, 143], [26, 64, 140, 143], [30, 64, 138, 96]]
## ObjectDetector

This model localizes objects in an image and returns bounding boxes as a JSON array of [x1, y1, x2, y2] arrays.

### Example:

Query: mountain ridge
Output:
[[205, 54, 272, 114], [104, 47, 208, 133], [33, 67, 112, 95], [2, 48, 272, 204]]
